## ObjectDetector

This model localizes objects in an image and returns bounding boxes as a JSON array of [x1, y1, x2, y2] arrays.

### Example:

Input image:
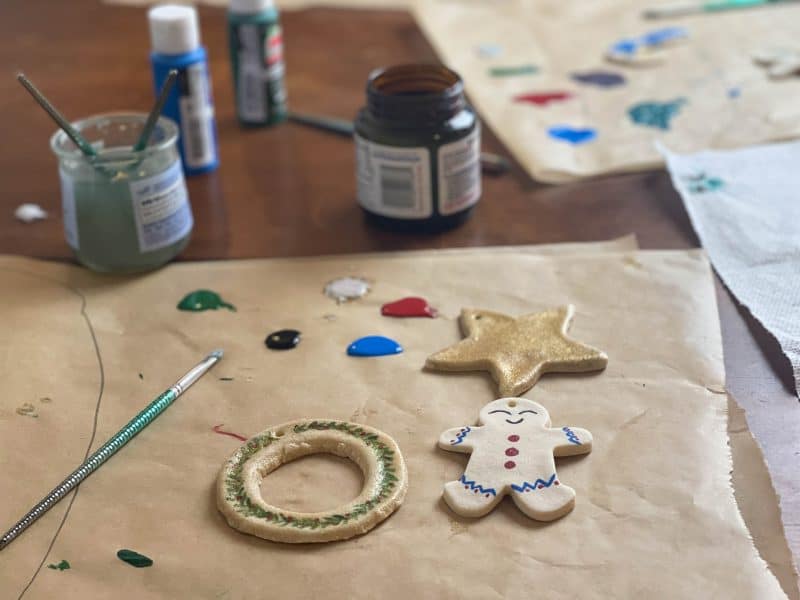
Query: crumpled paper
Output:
[[0, 243, 793, 599], [413, 0, 800, 183], [661, 140, 800, 398]]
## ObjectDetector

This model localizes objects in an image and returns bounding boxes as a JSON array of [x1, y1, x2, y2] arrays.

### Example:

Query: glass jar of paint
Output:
[[50, 113, 193, 273], [354, 64, 481, 232]]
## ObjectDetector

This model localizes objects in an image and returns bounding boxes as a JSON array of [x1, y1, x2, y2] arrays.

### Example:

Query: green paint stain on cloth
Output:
[[47, 560, 70, 571], [117, 549, 153, 568], [177, 290, 236, 312], [489, 64, 538, 77]]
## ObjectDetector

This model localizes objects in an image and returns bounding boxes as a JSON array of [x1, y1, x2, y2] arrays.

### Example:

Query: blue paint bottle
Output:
[[148, 5, 219, 175]]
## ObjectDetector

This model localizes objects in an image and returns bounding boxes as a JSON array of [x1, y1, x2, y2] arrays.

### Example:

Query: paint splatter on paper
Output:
[[14, 203, 48, 223], [219, 376, 235, 381], [547, 126, 598, 145], [513, 91, 573, 106], [571, 70, 626, 88], [489, 64, 538, 77], [727, 87, 741, 99], [47, 560, 70, 571], [213, 424, 248, 442], [477, 43, 503, 59], [265, 329, 301, 350], [117, 549, 153, 568], [347, 335, 404, 357], [324, 277, 370, 303], [628, 98, 687, 130], [684, 173, 724, 193], [607, 27, 688, 66], [177, 290, 236, 312], [16, 403, 38, 418]]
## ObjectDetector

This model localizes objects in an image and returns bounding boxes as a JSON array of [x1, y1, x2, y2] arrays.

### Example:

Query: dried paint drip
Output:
[[47, 560, 70, 571], [324, 277, 370, 303], [16, 403, 38, 418], [571, 70, 626, 88], [213, 424, 248, 442], [381, 297, 437, 318], [265, 329, 301, 350], [628, 98, 687, 130], [219, 376, 235, 381], [14, 203, 48, 223], [177, 290, 236, 312], [477, 43, 503, 59], [684, 173, 724, 194], [727, 87, 741, 99], [513, 91, 573, 106], [607, 27, 687, 66], [347, 336, 403, 357], [117, 549, 153, 568], [547, 126, 597, 145], [489, 64, 538, 77]]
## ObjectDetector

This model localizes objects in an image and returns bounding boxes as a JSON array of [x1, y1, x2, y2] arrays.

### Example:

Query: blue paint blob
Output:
[[571, 70, 626, 88], [547, 126, 598, 145], [728, 87, 741, 99], [628, 98, 687, 130], [347, 336, 403, 357], [641, 27, 687, 47]]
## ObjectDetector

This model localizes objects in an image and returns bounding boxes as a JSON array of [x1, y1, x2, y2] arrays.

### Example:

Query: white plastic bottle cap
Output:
[[148, 4, 201, 55], [229, 0, 275, 14]]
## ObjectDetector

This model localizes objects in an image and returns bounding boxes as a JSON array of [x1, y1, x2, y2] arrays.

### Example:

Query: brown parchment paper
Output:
[[0, 245, 794, 599], [413, 0, 800, 183], [104, 0, 408, 10]]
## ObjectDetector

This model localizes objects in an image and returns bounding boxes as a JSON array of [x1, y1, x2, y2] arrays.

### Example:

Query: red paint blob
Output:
[[514, 91, 573, 106], [381, 296, 437, 318], [555, 481, 560, 485], [538, 485, 544, 489], [505, 447, 519, 456], [507, 434, 520, 442], [504, 461, 516, 469]]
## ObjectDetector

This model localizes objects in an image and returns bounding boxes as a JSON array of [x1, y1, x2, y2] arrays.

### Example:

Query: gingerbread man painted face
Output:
[[439, 398, 592, 521]]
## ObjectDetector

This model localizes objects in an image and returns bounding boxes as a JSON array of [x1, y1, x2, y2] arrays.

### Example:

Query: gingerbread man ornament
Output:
[[439, 398, 592, 521]]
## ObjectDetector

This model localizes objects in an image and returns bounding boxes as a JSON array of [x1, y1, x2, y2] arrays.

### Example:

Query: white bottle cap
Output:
[[229, 0, 275, 14], [148, 4, 201, 55]]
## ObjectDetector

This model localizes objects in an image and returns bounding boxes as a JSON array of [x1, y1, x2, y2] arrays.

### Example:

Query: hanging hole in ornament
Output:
[[508, 399, 518, 407]]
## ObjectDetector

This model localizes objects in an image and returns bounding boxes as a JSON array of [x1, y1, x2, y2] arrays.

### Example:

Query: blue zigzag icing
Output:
[[511, 474, 557, 493], [562, 426, 581, 445], [460, 474, 497, 496], [451, 426, 471, 445]]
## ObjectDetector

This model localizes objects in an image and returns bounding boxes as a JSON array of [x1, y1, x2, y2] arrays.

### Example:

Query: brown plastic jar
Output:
[[354, 64, 481, 232]]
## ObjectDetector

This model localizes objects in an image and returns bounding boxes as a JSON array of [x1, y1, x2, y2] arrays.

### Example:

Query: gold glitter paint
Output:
[[425, 305, 608, 396]]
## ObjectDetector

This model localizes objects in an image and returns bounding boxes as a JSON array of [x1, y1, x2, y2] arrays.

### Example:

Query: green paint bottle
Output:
[[228, 0, 287, 127]]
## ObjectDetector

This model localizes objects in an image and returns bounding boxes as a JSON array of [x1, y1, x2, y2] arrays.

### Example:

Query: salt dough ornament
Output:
[[439, 397, 592, 521], [217, 419, 408, 543], [426, 305, 607, 396]]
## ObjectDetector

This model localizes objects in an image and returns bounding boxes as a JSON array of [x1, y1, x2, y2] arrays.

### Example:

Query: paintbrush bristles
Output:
[[16, 73, 97, 158]]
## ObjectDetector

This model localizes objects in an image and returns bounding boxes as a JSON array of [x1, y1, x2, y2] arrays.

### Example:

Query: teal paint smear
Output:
[[117, 549, 153, 568], [489, 64, 538, 77], [177, 290, 236, 312], [47, 560, 71, 571], [628, 98, 687, 130], [684, 173, 724, 193]]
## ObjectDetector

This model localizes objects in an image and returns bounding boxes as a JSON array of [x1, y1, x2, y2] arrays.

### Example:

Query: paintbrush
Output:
[[0, 349, 223, 551], [287, 111, 512, 176], [644, 0, 798, 18], [133, 69, 178, 152], [17, 73, 98, 158]]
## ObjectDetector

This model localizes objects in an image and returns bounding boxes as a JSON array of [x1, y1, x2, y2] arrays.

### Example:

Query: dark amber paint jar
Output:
[[354, 64, 481, 232]]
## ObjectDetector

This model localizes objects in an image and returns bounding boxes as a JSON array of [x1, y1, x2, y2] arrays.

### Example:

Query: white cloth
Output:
[[661, 141, 800, 397]]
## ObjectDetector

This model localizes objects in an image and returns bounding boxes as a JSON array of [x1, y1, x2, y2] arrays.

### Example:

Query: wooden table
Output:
[[1, 0, 797, 582]]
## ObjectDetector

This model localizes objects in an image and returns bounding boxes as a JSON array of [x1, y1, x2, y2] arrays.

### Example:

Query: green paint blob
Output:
[[489, 64, 538, 77], [628, 98, 687, 130], [47, 560, 71, 571], [117, 549, 153, 568], [177, 290, 236, 312]]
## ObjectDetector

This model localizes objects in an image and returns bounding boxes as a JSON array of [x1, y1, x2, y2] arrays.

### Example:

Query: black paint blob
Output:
[[265, 329, 301, 350]]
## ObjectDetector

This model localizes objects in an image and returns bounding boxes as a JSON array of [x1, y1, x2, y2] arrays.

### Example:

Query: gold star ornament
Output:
[[426, 305, 608, 396]]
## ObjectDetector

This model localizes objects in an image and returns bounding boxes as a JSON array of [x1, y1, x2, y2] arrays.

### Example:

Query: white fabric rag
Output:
[[661, 141, 800, 397]]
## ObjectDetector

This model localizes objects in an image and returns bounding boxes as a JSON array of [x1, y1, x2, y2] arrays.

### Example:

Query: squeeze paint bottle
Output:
[[227, 0, 288, 126], [148, 4, 219, 175]]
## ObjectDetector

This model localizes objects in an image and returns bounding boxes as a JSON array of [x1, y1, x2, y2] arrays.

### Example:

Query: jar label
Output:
[[129, 160, 193, 253], [177, 63, 217, 169], [59, 169, 79, 249], [355, 135, 433, 219], [437, 125, 481, 216]]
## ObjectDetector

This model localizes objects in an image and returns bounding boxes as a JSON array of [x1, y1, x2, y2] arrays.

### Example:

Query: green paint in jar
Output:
[[50, 113, 193, 273], [354, 64, 481, 232]]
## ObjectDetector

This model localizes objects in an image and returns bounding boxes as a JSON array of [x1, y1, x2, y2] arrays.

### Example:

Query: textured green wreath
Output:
[[223, 420, 400, 530]]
